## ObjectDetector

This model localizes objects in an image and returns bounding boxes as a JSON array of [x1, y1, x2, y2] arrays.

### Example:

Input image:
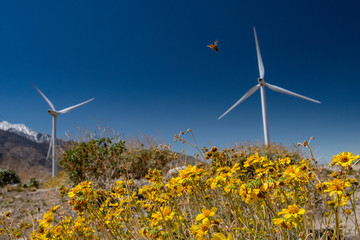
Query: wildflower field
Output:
[[1, 133, 359, 240]]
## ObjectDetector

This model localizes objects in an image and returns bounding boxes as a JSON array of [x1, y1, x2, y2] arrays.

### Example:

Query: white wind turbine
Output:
[[218, 27, 320, 145], [32, 83, 94, 177]]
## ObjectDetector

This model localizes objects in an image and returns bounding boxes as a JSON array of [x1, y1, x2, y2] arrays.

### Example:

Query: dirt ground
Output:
[[0, 187, 66, 221]]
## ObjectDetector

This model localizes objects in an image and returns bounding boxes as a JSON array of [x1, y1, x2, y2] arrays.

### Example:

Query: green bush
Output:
[[0, 169, 21, 187], [60, 137, 127, 186], [124, 148, 172, 179], [60, 137, 174, 186], [23, 178, 40, 189]]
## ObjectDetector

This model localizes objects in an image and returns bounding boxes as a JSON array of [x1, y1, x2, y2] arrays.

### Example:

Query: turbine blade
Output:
[[46, 136, 52, 160], [58, 98, 95, 114], [31, 83, 56, 110], [266, 83, 321, 104], [218, 84, 260, 120], [253, 27, 265, 79]]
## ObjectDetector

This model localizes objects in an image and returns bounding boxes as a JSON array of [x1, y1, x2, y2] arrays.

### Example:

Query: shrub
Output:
[[0, 169, 21, 187], [59, 137, 127, 186], [23, 178, 40, 189], [60, 137, 174, 186], [124, 148, 172, 179]]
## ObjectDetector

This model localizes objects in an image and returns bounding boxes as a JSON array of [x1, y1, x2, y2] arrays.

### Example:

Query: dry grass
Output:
[[40, 171, 69, 189]]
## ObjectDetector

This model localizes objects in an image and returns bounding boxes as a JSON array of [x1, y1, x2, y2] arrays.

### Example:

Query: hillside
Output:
[[0, 130, 51, 181]]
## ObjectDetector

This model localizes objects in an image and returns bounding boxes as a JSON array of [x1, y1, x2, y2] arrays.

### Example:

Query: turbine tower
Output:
[[218, 27, 320, 145], [32, 83, 94, 177]]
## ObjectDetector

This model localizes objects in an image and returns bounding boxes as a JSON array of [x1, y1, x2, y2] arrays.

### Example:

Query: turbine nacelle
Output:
[[47, 110, 60, 116], [257, 78, 265, 86]]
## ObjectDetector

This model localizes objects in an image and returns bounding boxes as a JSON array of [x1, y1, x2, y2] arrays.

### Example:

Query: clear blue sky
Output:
[[0, 0, 359, 162]]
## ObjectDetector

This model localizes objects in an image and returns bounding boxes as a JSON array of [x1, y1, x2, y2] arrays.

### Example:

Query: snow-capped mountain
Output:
[[0, 121, 50, 143]]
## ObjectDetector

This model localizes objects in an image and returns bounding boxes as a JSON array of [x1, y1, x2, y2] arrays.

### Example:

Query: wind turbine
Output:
[[218, 27, 320, 145], [31, 83, 94, 177]]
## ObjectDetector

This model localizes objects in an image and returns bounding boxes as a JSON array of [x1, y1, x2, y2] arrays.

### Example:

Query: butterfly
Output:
[[207, 40, 219, 53]]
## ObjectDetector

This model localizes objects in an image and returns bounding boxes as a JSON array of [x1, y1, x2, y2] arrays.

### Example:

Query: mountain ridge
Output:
[[0, 121, 50, 144]]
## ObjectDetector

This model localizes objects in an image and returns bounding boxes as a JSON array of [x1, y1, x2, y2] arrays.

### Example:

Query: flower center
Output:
[[340, 156, 349, 163], [288, 205, 299, 214]]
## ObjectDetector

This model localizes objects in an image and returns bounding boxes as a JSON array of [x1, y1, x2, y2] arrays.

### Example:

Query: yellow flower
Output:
[[197, 218, 211, 237], [327, 195, 349, 207], [211, 233, 234, 240], [244, 153, 267, 168], [68, 189, 77, 198], [331, 152, 359, 168], [330, 172, 339, 178], [349, 178, 358, 184], [68, 181, 92, 198], [39, 211, 54, 229], [50, 205, 59, 213], [191, 224, 199, 235], [273, 218, 297, 229], [282, 165, 298, 179], [345, 209, 352, 215], [279, 157, 291, 165], [230, 163, 240, 174], [196, 207, 217, 222], [191, 217, 212, 239], [179, 165, 198, 178], [151, 206, 175, 226], [324, 178, 351, 197], [162, 206, 174, 220], [278, 204, 305, 219], [316, 182, 328, 193]]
